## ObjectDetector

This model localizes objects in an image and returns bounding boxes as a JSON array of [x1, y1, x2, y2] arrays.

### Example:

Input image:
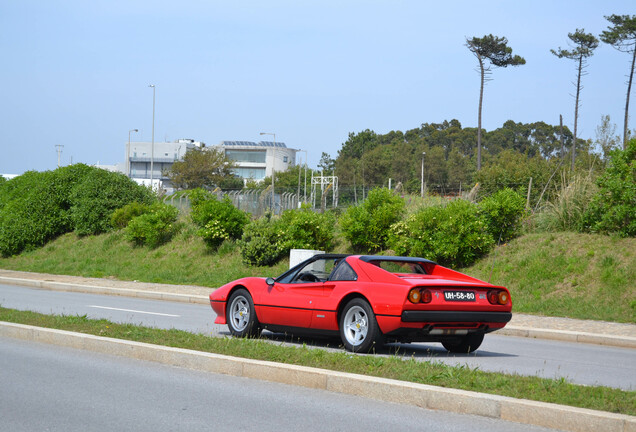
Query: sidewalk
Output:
[[1, 269, 635, 349]]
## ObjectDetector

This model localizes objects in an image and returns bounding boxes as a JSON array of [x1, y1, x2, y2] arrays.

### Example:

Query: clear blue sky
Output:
[[1, 1, 634, 175]]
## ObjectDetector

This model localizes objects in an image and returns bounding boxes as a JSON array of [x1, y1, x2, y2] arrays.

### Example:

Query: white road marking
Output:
[[88, 305, 180, 317]]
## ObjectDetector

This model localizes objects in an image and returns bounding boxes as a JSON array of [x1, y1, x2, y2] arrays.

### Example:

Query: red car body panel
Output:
[[210, 255, 511, 342]]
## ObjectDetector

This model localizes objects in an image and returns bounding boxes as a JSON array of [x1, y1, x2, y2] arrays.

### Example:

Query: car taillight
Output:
[[408, 288, 432, 304], [498, 291, 509, 305], [421, 289, 432, 303], [408, 289, 421, 303], [488, 290, 509, 305]]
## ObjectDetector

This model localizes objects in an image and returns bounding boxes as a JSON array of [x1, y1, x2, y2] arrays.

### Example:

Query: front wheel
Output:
[[226, 288, 261, 338], [339, 298, 383, 353], [441, 333, 484, 353]]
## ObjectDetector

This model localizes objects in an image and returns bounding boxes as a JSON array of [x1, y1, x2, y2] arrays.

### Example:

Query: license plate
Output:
[[443, 291, 476, 302]]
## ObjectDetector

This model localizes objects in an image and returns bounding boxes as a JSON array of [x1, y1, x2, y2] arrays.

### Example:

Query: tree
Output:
[[466, 34, 526, 171], [595, 115, 621, 160], [318, 152, 335, 175], [600, 15, 636, 149], [551, 29, 599, 170], [167, 149, 236, 190]]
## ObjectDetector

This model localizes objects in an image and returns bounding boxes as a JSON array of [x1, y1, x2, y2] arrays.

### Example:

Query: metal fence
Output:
[[163, 189, 303, 218]]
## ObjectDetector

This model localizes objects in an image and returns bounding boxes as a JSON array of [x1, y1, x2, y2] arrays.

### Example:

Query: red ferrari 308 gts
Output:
[[209, 254, 512, 353]]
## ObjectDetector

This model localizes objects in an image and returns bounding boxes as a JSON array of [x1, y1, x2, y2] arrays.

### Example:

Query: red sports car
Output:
[[209, 254, 512, 353]]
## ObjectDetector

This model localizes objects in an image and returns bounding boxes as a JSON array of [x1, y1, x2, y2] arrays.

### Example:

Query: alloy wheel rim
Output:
[[230, 296, 250, 331], [343, 305, 368, 346]]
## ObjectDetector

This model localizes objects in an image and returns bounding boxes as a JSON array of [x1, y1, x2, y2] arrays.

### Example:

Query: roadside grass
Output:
[[464, 232, 636, 323], [0, 228, 289, 288], [1, 228, 635, 323], [1, 306, 634, 416]]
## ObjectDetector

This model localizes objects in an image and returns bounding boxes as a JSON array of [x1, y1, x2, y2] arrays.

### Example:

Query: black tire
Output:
[[441, 333, 484, 353], [339, 298, 383, 353], [226, 288, 261, 338]]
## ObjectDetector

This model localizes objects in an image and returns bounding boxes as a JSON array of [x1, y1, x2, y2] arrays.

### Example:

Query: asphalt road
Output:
[[0, 336, 560, 432], [2, 283, 636, 391]]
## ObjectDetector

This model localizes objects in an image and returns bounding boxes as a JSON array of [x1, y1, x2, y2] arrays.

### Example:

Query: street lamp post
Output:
[[298, 149, 308, 203], [149, 84, 156, 187], [421, 151, 426, 198], [127, 129, 138, 178], [260, 132, 276, 212]]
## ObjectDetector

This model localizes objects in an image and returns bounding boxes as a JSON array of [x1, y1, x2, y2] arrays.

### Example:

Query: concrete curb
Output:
[[498, 326, 636, 350], [3, 275, 635, 350], [1, 322, 634, 432]]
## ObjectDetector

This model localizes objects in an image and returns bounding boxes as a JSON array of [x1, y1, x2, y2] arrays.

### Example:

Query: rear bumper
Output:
[[401, 311, 512, 323]]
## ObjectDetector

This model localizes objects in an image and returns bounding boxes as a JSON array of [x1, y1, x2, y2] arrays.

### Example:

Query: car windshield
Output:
[[368, 260, 428, 275], [275, 255, 350, 284]]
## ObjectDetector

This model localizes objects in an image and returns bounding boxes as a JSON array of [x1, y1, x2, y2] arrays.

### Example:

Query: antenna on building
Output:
[[55, 144, 64, 168]]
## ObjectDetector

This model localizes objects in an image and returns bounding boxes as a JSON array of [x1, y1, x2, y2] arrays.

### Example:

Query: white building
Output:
[[125, 139, 204, 191], [124, 138, 298, 190], [215, 140, 297, 182]]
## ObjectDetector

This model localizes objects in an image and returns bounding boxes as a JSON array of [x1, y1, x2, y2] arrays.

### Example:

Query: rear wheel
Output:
[[226, 289, 261, 338], [441, 333, 484, 353], [339, 298, 383, 353]]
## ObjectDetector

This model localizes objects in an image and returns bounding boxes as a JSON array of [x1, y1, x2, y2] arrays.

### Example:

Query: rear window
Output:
[[368, 260, 428, 275]]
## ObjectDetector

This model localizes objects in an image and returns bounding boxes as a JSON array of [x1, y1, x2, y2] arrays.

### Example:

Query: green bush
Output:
[[535, 173, 597, 233], [340, 188, 405, 252], [124, 203, 180, 248], [111, 202, 151, 229], [239, 217, 287, 266], [190, 190, 250, 249], [238, 208, 336, 266], [478, 188, 527, 243], [70, 169, 155, 236], [0, 165, 97, 256], [278, 208, 335, 252], [582, 140, 636, 237], [387, 199, 494, 268]]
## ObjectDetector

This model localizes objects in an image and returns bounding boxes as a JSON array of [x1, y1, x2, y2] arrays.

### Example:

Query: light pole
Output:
[[260, 132, 276, 212], [127, 129, 138, 178], [298, 149, 308, 203], [149, 84, 156, 187], [420, 151, 426, 198]]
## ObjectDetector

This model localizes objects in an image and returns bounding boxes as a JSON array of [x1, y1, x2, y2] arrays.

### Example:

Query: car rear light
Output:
[[408, 289, 421, 303], [498, 291, 509, 305], [421, 289, 432, 303], [408, 288, 432, 304], [487, 290, 499, 305], [487, 290, 509, 305]]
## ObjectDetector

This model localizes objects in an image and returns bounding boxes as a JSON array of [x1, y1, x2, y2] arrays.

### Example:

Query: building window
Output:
[[283, 156, 288, 163], [225, 150, 266, 163], [233, 167, 266, 180]]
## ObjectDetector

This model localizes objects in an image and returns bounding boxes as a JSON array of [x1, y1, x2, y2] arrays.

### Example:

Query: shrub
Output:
[[582, 140, 636, 237], [387, 199, 494, 268], [124, 203, 179, 248], [536, 172, 598, 233], [340, 188, 405, 252], [278, 208, 335, 252], [190, 190, 250, 248], [239, 217, 287, 266], [238, 208, 336, 266], [110, 202, 151, 229], [70, 169, 155, 236], [478, 188, 527, 243], [0, 166, 95, 256]]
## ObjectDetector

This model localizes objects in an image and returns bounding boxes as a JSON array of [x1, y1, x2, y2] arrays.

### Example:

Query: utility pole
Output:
[[55, 144, 64, 168]]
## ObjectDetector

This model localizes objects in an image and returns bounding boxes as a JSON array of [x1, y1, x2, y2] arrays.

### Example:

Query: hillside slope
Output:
[[465, 232, 636, 323], [1, 230, 634, 323]]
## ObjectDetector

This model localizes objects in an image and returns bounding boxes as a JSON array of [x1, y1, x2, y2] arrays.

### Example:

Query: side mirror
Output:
[[265, 277, 275, 286]]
